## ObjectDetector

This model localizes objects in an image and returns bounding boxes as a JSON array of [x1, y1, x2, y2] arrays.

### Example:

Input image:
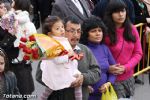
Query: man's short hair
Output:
[[64, 16, 80, 27]]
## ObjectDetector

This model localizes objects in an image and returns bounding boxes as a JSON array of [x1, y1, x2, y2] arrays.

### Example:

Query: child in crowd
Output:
[[0, 48, 20, 100], [40, 16, 82, 100], [10, 0, 36, 63]]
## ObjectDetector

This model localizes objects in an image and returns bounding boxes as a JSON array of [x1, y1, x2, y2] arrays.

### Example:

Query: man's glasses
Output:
[[66, 29, 82, 35]]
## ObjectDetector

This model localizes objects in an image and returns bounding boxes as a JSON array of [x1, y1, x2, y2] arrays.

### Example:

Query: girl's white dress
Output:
[[14, 10, 37, 47], [40, 36, 80, 90], [13, 10, 37, 62]]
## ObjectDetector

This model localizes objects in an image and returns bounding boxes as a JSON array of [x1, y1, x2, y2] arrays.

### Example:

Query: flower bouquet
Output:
[[19, 34, 67, 61], [0, 11, 17, 35]]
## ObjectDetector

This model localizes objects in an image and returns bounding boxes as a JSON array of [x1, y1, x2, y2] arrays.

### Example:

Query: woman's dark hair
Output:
[[80, 16, 107, 45], [4, 2, 11, 11], [103, 0, 136, 44], [42, 16, 63, 35], [0, 48, 9, 72], [0, 0, 3, 4], [13, 0, 31, 12]]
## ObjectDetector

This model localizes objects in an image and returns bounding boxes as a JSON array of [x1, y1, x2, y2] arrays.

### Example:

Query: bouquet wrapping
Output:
[[19, 34, 66, 61]]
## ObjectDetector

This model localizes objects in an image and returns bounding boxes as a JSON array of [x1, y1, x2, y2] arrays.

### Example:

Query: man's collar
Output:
[[74, 45, 81, 51]]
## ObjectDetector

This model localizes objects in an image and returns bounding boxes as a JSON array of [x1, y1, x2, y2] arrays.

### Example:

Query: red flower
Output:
[[23, 47, 28, 53], [19, 43, 26, 49], [23, 47, 32, 54], [20, 37, 27, 42], [23, 55, 30, 60], [29, 35, 36, 41], [32, 54, 39, 59], [26, 48, 32, 54], [32, 48, 39, 54]]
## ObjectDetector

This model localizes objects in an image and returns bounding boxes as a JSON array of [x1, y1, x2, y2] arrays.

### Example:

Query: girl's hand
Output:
[[71, 74, 83, 88], [109, 64, 120, 74], [117, 65, 125, 74], [88, 86, 94, 93], [109, 64, 125, 75], [68, 49, 74, 57], [99, 82, 111, 93], [113, 65, 125, 75]]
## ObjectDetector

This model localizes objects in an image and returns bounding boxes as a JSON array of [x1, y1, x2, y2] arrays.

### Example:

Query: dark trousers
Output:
[[48, 88, 75, 100]]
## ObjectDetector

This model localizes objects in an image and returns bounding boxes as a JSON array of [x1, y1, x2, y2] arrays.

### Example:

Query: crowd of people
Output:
[[0, 0, 149, 100]]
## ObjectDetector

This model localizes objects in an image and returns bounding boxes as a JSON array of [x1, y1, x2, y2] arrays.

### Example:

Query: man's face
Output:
[[0, 3, 7, 16], [65, 21, 81, 48]]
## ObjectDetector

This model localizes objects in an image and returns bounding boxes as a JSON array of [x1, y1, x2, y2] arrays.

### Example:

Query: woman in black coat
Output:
[[131, 0, 150, 84], [132, 0, 150, 25], [31, 0, 55, 29]]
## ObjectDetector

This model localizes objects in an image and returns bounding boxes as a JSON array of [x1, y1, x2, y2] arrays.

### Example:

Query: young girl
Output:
[[80, 16, 117, 100], [40, 16, 82, 100], [0, 48, 20, 99], [103, 0, 143, 99], [11, 0, 37, 63]]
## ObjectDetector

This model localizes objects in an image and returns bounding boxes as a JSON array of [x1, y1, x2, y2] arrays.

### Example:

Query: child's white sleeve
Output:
[[53, 55, 69, 64], [16, 11, 30, 24]]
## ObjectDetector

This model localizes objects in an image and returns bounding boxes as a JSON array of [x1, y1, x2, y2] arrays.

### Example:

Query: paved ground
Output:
[[132, 74, 150, 100], [31, 61, 44, 100]]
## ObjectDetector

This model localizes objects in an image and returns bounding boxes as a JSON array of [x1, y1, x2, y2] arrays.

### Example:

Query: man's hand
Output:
[[71, 74, 84, 87]]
